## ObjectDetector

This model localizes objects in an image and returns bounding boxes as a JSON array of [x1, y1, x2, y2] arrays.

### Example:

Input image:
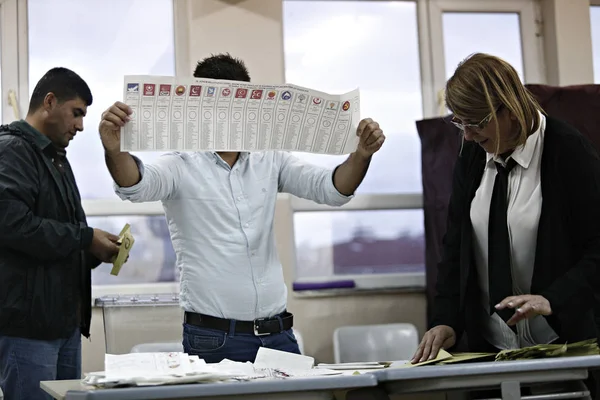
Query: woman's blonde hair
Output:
[[445, 53, 544, 154]]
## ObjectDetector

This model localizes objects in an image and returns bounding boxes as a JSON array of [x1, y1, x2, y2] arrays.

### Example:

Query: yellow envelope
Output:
[[439, 352, 496, 364], [110, 224, 134, 276], [395, 349, 453, 368]]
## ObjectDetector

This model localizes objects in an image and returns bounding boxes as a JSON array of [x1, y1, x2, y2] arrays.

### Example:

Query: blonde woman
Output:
[[413, 53, 600, 395]]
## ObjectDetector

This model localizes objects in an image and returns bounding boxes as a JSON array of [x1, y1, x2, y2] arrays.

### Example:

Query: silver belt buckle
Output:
[[253, 318, 269, 336]]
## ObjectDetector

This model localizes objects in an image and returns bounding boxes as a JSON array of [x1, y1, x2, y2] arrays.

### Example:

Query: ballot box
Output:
[[95, 293, 184, 354]]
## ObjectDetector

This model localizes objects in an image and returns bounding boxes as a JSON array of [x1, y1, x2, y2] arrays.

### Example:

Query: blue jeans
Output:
[[182, 323, 300, 363], [0, 328, 81, 400]]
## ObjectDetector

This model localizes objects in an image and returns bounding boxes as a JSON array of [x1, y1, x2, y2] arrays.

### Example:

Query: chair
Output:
[[130, 342, 184, 353], [333, 323, 419, 363]]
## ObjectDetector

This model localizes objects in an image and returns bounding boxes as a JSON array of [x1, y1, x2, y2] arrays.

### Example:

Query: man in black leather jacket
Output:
[[0, 67, 122, 399]]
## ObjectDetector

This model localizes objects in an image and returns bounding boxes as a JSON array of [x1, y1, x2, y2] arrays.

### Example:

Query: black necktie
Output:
[[488, 158, 517, 327]]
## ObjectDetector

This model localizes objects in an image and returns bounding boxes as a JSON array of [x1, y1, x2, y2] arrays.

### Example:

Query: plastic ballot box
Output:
[[95, 293, 184, 354]]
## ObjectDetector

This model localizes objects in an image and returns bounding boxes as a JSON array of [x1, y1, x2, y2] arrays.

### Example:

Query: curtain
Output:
[[416, 116, 461, 320]]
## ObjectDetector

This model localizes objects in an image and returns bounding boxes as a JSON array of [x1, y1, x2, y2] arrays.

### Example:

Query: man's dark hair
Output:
[[28, 67, 93, 113], [193, 53, 251, 82]]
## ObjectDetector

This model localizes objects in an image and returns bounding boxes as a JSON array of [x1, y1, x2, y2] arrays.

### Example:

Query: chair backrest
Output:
[[333, 323, 419, 363], [130, 342, 184, 353]]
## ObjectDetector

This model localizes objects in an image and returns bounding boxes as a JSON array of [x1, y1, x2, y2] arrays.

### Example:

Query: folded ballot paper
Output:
[[495, 338, 600, 361], [83, 349, 342, 388], [110, 223, 135, 276], [395, 339, 600, 368]]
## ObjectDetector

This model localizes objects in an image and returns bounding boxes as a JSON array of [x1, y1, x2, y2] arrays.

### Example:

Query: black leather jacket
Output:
[[0, 121, 99, 340]]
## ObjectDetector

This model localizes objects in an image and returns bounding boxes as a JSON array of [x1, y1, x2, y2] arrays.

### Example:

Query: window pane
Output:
[[283, 1, 423, 194], [294, 210, 425, 278], [28, 0, 175, 199], [88, 216, 176, 285], [443, 13, 524, 80], [592, 6, 600, 83]]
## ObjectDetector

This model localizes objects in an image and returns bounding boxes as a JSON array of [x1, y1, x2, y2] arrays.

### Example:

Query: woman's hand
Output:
[[495, 294, 552, 326], [411, 325, 456, 363]]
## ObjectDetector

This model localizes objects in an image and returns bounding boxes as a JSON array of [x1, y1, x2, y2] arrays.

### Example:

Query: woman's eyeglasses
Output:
[[451, 112, 495, 132]]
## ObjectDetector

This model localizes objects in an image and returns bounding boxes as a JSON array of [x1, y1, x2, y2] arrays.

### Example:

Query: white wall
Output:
[[177, 0, 285, 84], [541, 0, 594, 85]]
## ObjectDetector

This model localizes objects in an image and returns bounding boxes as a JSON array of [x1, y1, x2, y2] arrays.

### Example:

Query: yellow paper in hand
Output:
[[110, 224, 134, 276]]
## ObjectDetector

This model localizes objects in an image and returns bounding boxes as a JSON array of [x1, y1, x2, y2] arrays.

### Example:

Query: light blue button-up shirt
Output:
[[114, 151, 351, 320]]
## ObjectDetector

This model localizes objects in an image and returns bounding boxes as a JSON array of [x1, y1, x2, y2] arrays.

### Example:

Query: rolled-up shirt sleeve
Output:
[[277, 151, 352, 206], [114, 153, 185, 203]]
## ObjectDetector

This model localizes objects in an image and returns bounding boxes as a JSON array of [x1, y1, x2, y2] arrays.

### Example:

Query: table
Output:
[[371, 355, 600, 399], [42, 356, 600, 400], [40, 374, 378, 400]]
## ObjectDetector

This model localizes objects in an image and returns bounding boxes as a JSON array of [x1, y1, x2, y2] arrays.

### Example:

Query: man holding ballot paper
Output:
[[100, 53, 385, 363], [0, 68, 123, 399]]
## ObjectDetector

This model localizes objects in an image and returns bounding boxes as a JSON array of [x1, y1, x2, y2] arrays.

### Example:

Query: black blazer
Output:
[[430, 117, 600, 351]]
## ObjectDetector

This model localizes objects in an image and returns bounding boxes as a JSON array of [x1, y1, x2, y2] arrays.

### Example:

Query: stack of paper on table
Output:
[[84, 353, 242, 387], [394, 339, 599, 368], [83, 349, 342, 388], [495, 338, 599, 361]]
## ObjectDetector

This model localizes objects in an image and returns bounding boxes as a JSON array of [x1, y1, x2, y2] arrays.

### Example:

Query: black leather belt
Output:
[[184, 311, 294, 336]]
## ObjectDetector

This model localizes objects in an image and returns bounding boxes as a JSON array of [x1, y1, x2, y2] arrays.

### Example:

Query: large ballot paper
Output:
[[121, 76, 361, 155]]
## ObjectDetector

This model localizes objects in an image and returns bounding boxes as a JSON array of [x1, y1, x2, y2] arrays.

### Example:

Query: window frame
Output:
[[289, 194, 426, 294], [2, 0, 549, 296], [425, 0, 546, 118], [6, 0, 190, 298], [0, 0, 29, 124], [23, 0, 189, 219], [282, 0, 426, 293], [287, 0, 545, 294], [592, 1, 600, 84], [88, 0, 190, 297]]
